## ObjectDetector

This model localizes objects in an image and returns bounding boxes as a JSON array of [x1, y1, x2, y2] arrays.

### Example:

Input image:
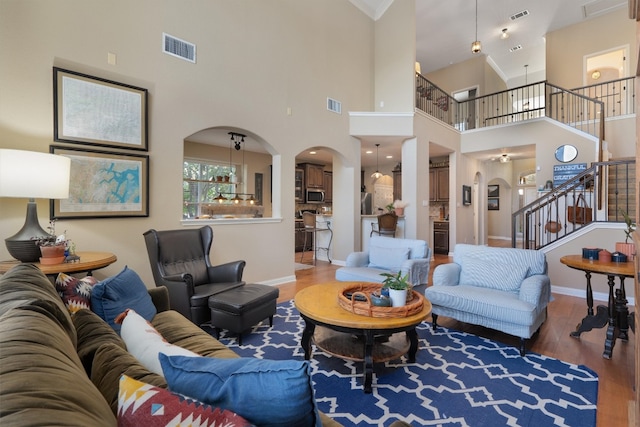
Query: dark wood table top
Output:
[[0, 251, 117, 276], [560, 254, 634, 278]]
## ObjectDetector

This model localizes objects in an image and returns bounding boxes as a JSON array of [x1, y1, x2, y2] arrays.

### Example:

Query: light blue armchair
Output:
[[425, 244, 552, 356], [335, 236, 431, 286]]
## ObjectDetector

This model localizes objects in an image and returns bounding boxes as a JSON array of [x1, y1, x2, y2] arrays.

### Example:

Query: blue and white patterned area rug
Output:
[[215, 300, 598, 427]]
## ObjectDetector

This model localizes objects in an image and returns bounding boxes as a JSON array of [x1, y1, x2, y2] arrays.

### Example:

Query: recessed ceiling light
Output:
[[365, 150, 373, 154], [386, 155, 393, 159], [309, 151, 317, 155]]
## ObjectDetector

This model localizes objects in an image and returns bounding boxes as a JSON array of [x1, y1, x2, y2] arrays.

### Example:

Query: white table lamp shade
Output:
[[0, 149, 70, 199], [0, 149, 71, 262]]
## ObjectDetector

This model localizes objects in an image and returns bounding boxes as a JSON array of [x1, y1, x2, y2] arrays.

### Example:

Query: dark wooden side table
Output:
[[0, 251, 117, 278], [560, 254, 634, 359], [294, 281, 431, 393]]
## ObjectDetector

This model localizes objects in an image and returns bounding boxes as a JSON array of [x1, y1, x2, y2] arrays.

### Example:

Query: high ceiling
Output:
[[192, 1, 627, 168], [358, 0, 626, 83]]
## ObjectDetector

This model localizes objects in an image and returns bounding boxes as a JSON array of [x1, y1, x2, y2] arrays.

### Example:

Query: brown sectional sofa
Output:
[[0, 264, 342, 426]]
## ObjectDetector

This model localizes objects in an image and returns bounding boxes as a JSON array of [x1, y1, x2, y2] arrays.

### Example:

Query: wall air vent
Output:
[[509, 10, 529, 21], [327, 97, 342, 114], [163, 33, 196, 63], [509, 45, 523, 53]]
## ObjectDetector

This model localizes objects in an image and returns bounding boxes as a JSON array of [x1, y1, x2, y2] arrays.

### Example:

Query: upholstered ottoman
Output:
[[208, 284, 279, 344]]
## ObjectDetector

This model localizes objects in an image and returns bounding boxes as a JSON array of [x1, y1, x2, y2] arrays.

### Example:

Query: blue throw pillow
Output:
[[91, 266, 156, 334], [160, 354, 321, 427]]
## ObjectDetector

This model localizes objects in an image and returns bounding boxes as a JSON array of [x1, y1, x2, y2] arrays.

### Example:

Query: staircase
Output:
[[607, 158, 636, 221], [511, 159, 635, 250]]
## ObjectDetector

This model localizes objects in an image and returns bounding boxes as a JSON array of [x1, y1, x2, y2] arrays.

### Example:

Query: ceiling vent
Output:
[[509, 10, 529, 21], [509, 45, 523, 52], [582, 0, 626, 18], [163, 33, 196, 63], [327, 97, 342, 114]]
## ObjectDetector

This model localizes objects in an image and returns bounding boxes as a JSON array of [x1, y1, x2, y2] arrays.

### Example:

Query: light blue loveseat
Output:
[[425, 244, 551, 356], [335, 236, 431, 286]]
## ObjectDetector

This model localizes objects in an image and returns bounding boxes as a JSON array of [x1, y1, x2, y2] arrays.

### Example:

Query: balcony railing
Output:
[[570, 77, 635, 118], [415, 74, 635, 135]]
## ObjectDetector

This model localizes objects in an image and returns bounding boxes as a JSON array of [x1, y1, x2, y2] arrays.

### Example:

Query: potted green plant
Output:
[[381, 271, 411, 307], [385, 202, 395, 213], [615, 209, 636, 261], [33, 221, 68, 265]]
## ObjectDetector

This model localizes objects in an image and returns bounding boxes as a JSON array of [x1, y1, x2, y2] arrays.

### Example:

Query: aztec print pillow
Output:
[[117, 375, 251, 426], [55, 272, 99, 313]]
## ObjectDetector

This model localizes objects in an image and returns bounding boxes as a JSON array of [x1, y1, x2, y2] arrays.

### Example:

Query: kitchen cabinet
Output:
[[429, 167, 449, 202], [393, 165, 401, 201], [323, 171, 333, 203], [300, 163, 324, 189], [433, 221, 449, 254], [295, 168, 304, 202]]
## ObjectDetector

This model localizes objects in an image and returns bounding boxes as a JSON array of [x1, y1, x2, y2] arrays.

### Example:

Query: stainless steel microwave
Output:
[[306, 189, 325, 203]]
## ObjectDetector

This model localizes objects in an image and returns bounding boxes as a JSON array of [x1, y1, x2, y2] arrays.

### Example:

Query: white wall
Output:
[[0, 0, 374, 286]]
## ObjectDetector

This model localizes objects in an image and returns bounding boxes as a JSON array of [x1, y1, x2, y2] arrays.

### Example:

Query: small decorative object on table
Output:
[[611, 252, 628, 263], [598, 249, 611, 263], [338, 282, 423, 317], [33, 220, 72, 265], [582, 247, 600, 260]]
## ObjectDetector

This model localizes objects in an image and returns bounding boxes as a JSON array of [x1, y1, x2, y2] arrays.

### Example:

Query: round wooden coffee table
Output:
[[294, 281, 431, 393]]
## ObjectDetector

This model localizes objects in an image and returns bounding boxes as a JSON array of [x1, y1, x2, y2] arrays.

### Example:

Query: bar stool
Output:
[[370, 212, 398, 237], [300, 212, 332, 265]]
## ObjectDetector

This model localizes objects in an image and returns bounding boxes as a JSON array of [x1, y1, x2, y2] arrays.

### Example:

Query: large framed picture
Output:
[[462, 185, 471, 206], [488, 197, 500, 210], [50, 145, 149, 219], [53, 67, 148, 150], [488, 184, 500, 198]]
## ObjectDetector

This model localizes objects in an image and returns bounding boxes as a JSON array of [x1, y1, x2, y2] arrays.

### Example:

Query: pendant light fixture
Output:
[[471, 0, 481, 54], [371, 144, 382, 179]]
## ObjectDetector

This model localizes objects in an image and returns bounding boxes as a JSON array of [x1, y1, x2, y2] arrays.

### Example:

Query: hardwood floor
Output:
[[285, 245, 634, 427]]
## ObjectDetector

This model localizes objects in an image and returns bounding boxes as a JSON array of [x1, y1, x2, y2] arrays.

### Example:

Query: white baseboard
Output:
[[552, 284, 635, 305], [258, 275, 296, 287]]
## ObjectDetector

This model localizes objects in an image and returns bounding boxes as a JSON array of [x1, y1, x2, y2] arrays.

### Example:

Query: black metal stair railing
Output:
[[511, 159, 635, 250]]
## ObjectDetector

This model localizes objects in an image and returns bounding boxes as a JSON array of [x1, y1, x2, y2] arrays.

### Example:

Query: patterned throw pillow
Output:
[[55, 273, 99, 313], [117, 375, 252, 427]]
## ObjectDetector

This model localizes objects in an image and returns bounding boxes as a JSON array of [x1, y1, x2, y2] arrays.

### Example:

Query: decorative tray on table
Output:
[[337, 282, 424, 318]]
